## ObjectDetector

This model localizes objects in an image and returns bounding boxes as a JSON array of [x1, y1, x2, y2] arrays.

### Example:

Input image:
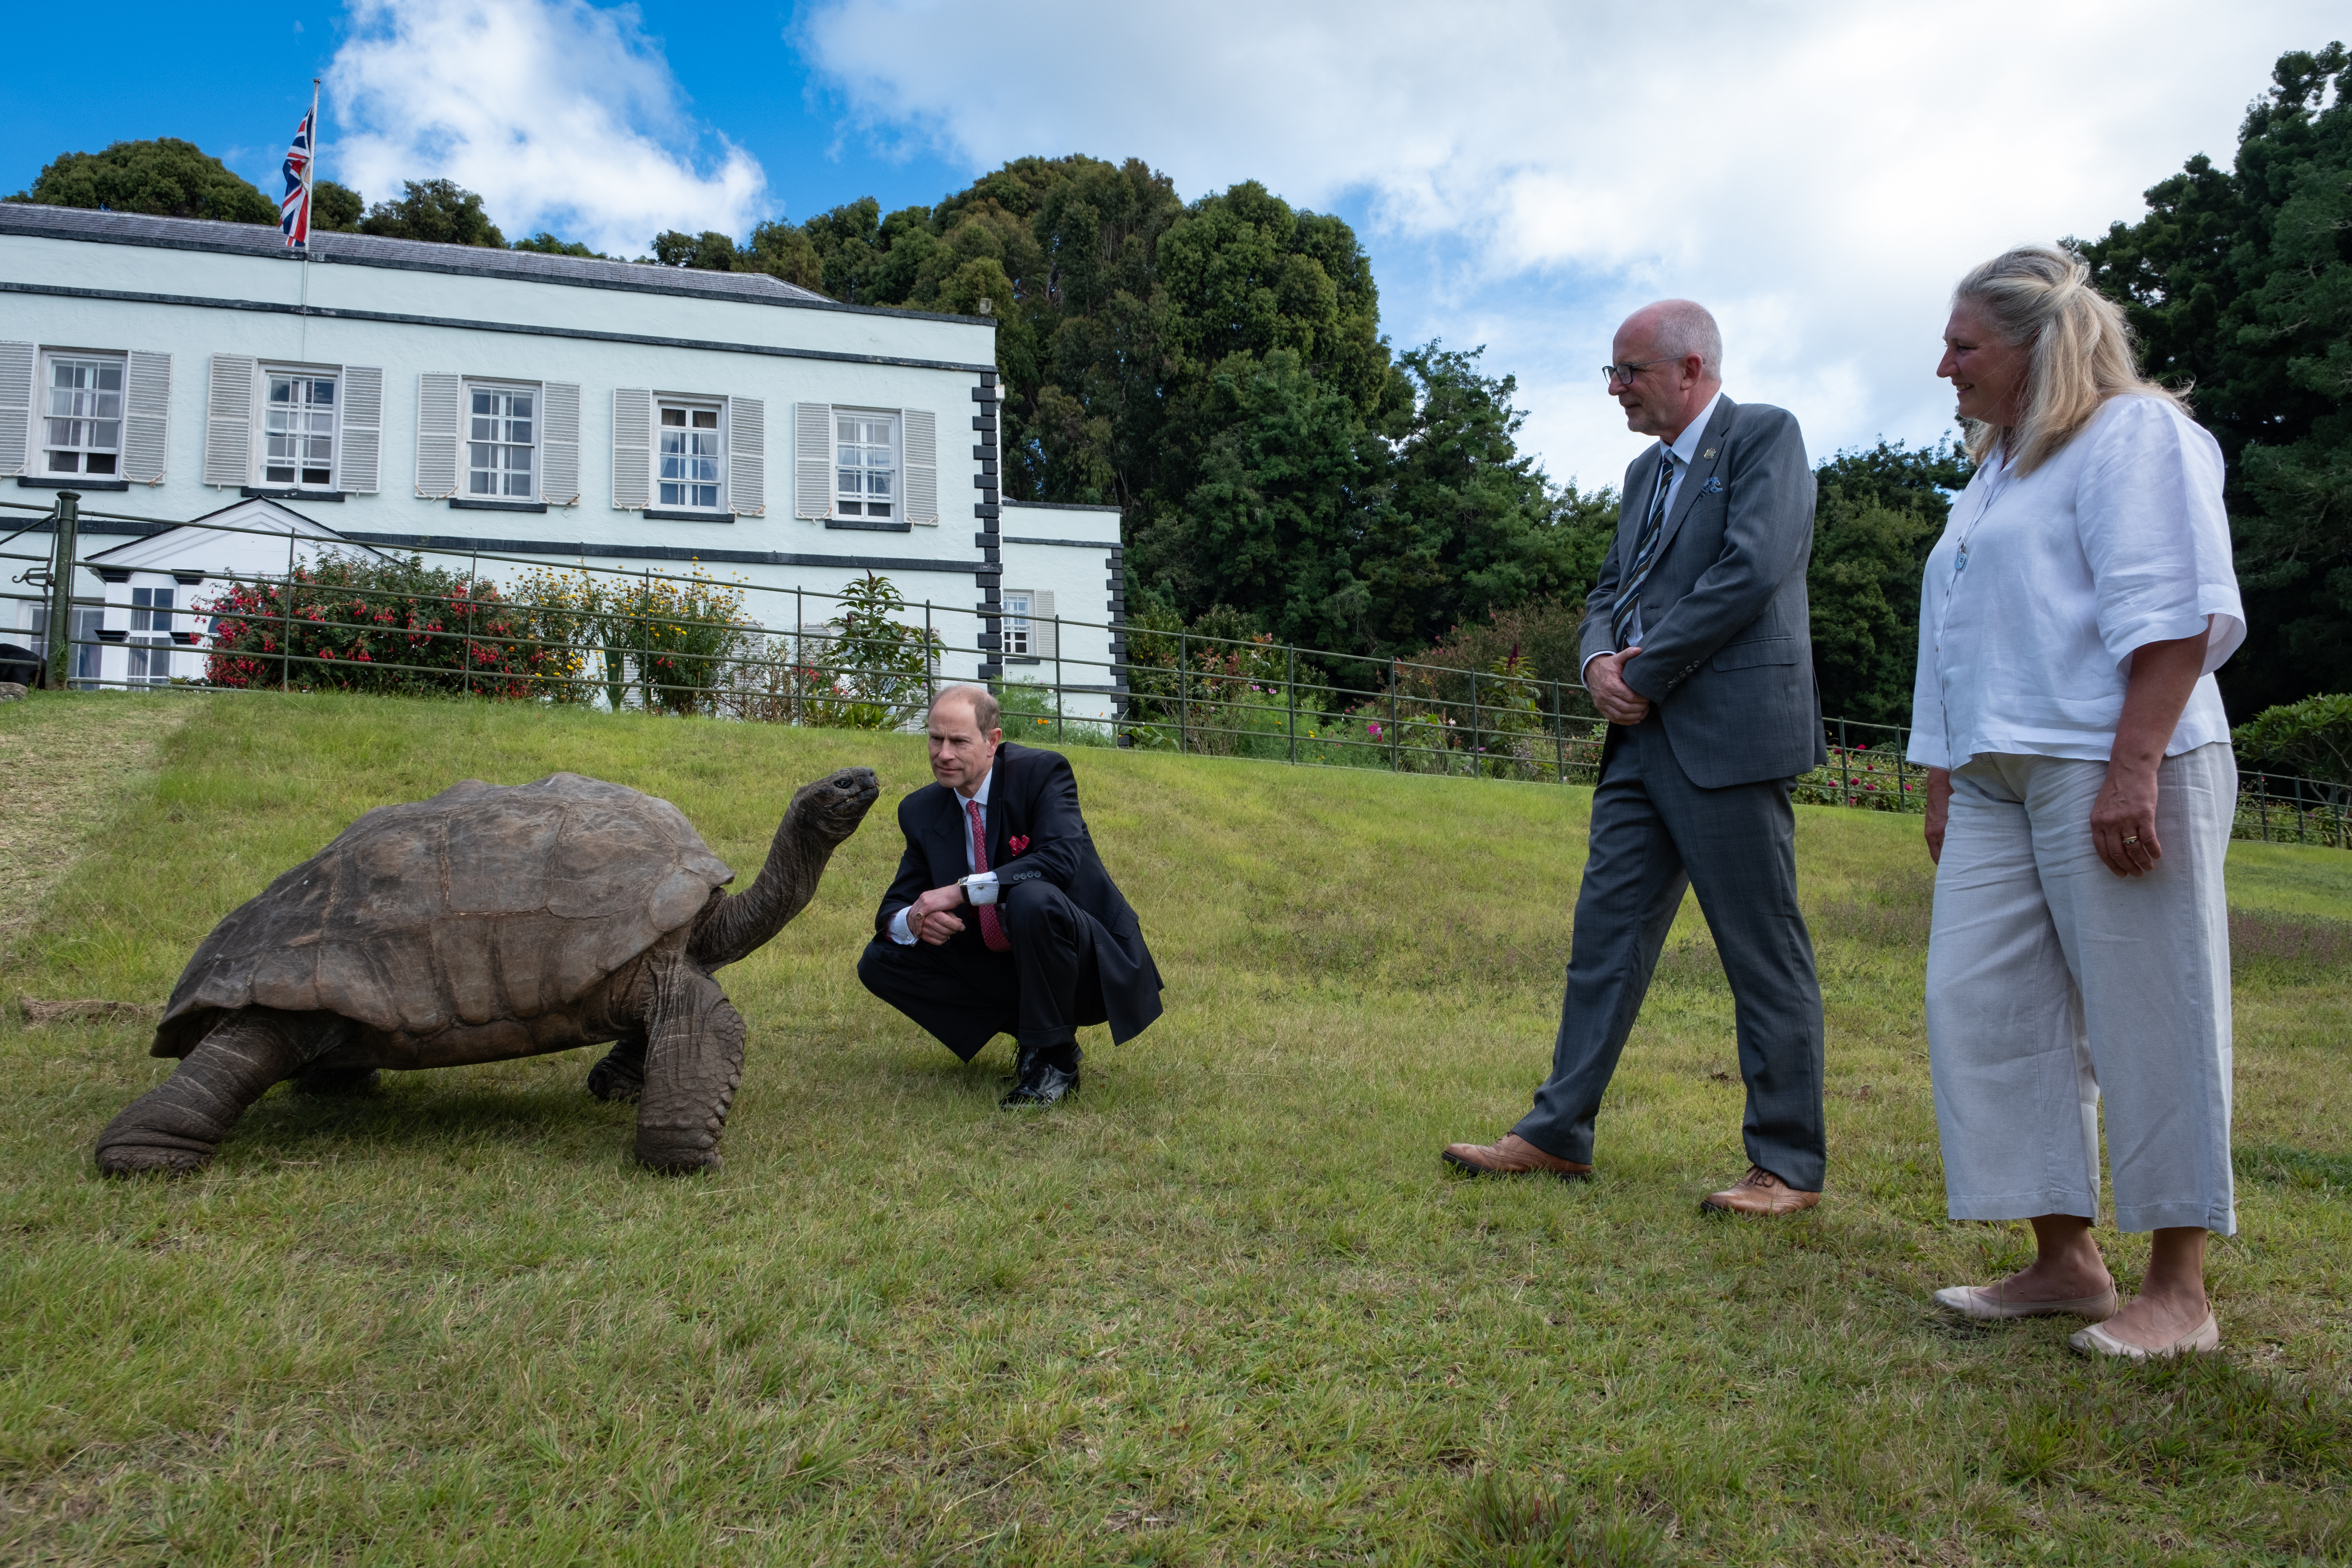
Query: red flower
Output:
[[1009, 836, 1030, 855]]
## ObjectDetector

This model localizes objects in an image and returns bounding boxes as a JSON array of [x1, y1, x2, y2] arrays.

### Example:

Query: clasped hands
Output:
[[904, 883, 971, 946], [1589, 647, 1650, 725]]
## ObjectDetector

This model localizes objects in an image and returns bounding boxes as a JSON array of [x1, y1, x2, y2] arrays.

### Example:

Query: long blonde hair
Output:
[[1953, 245, 2189, 476]]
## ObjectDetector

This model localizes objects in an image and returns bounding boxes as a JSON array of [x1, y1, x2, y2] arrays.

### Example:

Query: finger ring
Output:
[[2122, 835, 2139, 844]]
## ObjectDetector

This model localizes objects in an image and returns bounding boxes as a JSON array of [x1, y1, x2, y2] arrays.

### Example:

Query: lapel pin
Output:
[[1703, 448, 1716, 459]]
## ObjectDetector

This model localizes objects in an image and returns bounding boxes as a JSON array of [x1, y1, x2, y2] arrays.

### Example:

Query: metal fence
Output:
[[5, 490, 2344, 850]]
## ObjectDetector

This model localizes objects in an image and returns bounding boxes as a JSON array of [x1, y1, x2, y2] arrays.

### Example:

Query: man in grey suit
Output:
[[1443, 299, 1829, 1215]]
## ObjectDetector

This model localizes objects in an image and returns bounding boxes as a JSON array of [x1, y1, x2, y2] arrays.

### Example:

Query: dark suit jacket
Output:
[[1579, 395, 1828, 788], [873, 742, 1163, 1043]]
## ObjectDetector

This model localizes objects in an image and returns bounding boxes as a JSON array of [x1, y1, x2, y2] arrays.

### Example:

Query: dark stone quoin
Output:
[[94, 768, 880, 1176]]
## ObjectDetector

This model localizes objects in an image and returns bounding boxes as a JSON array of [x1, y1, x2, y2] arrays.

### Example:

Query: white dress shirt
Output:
[[1906, 394, 2244, 772], [1584, 390, 1724, 680], [888, 764, 1001, 944]]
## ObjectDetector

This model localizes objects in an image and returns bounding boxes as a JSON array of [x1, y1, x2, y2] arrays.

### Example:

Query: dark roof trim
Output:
[[1003, 499, 1124, 514], [1000, 535, 1121, 549], [0, 281, 999, 376], [0, 208, 996, 327], [339, 532, 978, 574]]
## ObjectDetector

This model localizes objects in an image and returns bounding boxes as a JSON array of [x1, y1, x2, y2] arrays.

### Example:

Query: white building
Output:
[[0, 204, 1129, 713]]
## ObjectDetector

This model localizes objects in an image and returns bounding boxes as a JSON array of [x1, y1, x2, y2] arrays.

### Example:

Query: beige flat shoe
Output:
[[2069, 1310, 2220, 1361], [1933, 1282, 2119, 1322]]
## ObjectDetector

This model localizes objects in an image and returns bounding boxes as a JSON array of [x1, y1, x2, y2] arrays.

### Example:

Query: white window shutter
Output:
[[1032, 590, 1056, 661], [340, 365, 383, 493], [203, 354, 256, 487], [0, 342, 35, 477], [414, 373, 460, 496], [795, 401, 831, 518], [541, 381, 580, 505], [120, 351, 171, 484], [903, 407, 938, 525], [612, 388, 652, 509], [729, 396, 764, 516]]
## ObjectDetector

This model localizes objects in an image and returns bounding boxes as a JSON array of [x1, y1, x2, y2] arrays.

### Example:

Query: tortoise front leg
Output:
[[634, 969, 745, 1174], [95, 1008, 307, 1176]]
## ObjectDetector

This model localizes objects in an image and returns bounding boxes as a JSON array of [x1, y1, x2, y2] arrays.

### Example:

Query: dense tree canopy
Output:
[[353, 178, 506, 247], [691, 155, 1606, 658], [2076, 41, 2352, 717], [6, 138, 278, 224]]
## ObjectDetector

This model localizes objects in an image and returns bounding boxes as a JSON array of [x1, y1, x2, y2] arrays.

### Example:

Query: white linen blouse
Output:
[[1907, 393, 2244, 772]]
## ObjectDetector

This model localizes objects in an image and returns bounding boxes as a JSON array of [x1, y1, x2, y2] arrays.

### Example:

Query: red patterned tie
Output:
[[967, 798, 1011, 953]]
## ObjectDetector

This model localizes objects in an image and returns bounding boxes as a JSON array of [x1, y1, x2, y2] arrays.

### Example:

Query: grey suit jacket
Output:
[[1578, 395, 1827, 789]]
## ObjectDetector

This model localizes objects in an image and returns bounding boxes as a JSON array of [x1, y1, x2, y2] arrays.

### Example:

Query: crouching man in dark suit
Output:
[[858, 684, 1164, 1106]]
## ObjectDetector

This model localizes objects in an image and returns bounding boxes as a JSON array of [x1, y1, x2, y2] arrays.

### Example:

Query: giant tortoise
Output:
[[95, 767, 880, 1175]]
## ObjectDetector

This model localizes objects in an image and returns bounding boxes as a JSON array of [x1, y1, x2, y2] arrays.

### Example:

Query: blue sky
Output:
[[7, 0, 2340, 489]]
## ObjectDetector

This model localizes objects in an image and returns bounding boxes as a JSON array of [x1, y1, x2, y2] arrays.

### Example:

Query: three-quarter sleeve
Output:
[[2076, 397, 2245, 674]]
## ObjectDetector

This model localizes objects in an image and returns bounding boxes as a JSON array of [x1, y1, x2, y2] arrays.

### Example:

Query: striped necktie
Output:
[[1610, 449, 1677, 651]]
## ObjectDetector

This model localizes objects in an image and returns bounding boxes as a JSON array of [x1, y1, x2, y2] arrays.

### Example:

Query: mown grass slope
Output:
[[3, 690, 2348, 1566]]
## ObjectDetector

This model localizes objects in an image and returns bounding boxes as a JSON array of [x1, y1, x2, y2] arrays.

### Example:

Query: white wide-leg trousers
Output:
[[1926, 742, 2236, 1235]]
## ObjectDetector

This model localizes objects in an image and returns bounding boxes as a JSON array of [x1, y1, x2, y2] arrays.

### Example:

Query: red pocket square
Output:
[[1009, 835, 1030, 855]]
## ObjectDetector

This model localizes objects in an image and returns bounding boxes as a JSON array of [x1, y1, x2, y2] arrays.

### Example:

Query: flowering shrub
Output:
[[197, 553, 577, 698], [1795, 743, 1921, 813], [725, 573, 942, 731]]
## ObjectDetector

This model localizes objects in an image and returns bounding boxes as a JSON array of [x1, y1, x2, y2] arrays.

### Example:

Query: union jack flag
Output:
[[280, 107, 315, 249]]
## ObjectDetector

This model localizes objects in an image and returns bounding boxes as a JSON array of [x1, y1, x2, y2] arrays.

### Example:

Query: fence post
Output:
[[1552, 679, 1565, 784], [1388, 666, 1399, 775], [40, 491, 79, 690], [2293, 773, 2305, 845], [1178, 628, 1190, 755], [2258, 776, 2270, 842], [1287, 644, 1297, 766], [1055, 615, 1064, 743], [925, 599, 936, 716], [1898, 725, 1909, 811], [279, 528, 297, 692], [1469, 670, 1481, 779], [464, 545, 481, 699], [1836, 717, 1850, 805]]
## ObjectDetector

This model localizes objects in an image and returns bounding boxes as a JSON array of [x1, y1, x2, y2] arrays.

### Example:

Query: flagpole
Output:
[[298, 77, 319, 355]]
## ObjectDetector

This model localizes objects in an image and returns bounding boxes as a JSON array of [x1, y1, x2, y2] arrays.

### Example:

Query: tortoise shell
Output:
[[153, 773, 732, 1059]]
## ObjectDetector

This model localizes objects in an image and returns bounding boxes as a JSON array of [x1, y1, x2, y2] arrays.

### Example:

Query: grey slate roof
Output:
[[0, 201, 853, 310]]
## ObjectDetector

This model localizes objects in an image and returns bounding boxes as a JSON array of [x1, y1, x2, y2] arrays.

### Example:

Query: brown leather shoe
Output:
[[1700, 1165, 1820, 1216], [1441, 1134, 1593, 1180]]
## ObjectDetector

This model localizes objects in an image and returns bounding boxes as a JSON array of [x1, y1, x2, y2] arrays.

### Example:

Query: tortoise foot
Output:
[[587, 1045, 646, 1103], [638, 1146, 723, 1176], [95, 1139, 212, 1177], [296, 1065, 380, 1097]]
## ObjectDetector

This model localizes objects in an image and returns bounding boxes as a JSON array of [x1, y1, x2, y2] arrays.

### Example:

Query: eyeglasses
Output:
[[1601, 356, 1675, 387]]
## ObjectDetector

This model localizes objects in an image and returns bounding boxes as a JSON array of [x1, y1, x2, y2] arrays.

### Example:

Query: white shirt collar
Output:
[[1662, 390, 1724, 469]]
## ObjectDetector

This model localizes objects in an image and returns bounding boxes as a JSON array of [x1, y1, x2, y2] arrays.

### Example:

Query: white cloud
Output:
[[799, 0, 2340, 487], [327, 0, 767, 257]]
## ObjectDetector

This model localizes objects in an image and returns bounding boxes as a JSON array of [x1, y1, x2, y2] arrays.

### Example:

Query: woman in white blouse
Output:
[[1911, 245, 2242, 1360]]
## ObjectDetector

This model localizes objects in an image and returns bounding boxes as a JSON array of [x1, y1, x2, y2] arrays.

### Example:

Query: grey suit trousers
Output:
[[1513, 713, 1828, 1190]]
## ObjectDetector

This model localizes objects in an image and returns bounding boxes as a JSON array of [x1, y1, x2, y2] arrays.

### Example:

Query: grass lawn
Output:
[[2, 690, 2348, 1567]]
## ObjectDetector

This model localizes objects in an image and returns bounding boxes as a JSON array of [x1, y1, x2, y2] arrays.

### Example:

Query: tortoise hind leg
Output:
[[95, 1009, 307, 1176], [634, 969, 745, 1174], [586, 1030, 648, 1103]]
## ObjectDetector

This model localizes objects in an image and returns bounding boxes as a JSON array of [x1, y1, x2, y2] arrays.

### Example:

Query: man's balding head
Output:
[[1610, 299, 1725, 441], [926, 684, 1003, 797]]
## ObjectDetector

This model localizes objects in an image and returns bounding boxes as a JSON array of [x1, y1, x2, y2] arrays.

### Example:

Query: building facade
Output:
[[0, 205, 1128, 712]]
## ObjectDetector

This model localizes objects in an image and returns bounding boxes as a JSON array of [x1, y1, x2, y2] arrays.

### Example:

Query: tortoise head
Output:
[[792, 767, 882, 846]]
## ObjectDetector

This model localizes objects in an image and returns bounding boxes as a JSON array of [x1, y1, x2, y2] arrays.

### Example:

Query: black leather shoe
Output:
[[1001, 1061, 1079, 1107], [1001, 1040, 1081, 1107]]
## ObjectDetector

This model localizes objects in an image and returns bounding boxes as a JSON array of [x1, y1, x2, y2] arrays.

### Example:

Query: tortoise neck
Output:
[[691, 799, 830, 970]]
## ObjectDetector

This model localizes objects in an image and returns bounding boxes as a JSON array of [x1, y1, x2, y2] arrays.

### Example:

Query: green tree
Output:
[[311, 179, 364, 233], [511, 231, 607, 258], [2074, 41, 2352, 716], [5, 138, 277, 224], [1803, 438, 1971, 727], [357, 178, 506, 247]]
